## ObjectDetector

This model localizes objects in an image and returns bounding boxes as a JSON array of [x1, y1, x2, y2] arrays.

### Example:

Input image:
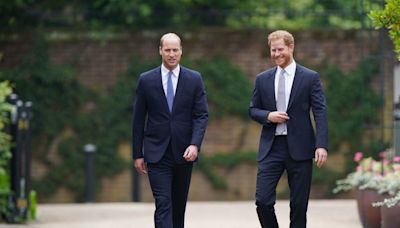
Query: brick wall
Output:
[[0, 29, 396, 202]]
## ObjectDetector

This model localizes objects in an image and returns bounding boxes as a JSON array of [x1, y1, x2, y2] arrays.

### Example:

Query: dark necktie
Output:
[[276, 69, 286, 134], [167, 71, 174, 112]]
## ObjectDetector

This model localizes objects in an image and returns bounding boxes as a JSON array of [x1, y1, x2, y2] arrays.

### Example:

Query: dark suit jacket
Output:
[[249, 64, 328, 161], [132, 66, 208, 164]]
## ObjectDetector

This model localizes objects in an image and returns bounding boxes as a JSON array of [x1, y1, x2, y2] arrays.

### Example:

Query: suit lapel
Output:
[[287, 65, 304, 110], [172, 67, 187, 114], [154, 67, 171, 113], [265, 68, 277, 109]]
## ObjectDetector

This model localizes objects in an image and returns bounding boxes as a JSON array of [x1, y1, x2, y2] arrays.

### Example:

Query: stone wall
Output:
[[0, 28, 396, 202]]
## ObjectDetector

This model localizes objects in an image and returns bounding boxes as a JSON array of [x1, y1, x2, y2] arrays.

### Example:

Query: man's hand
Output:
[[267, 111, 290, 123], [315, 148, 328, 168], [134, 158, 147, 174], [183, 145, 198, 162]]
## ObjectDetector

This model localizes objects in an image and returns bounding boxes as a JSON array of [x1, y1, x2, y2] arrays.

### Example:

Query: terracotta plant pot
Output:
[[380, 199, 400, 228], [356, 189, 381, 228]]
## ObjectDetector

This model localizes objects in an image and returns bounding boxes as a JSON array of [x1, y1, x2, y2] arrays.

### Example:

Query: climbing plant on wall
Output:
[[323, 56, 382, 173], [184, 57, 253, 119], [0, 36, 253, 201], [0, 33, 383, 200], [0, 37, 127, 201]]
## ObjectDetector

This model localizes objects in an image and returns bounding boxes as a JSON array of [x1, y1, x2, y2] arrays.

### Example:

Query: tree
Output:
[[227, 0, 379, 29], [369, 0, 400, 60], [0, 0, 383, 29]]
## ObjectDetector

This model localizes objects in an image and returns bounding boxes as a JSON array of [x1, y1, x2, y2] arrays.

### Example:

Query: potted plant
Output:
[[333, 152, 384, 228], [373, 155, 400, 228]]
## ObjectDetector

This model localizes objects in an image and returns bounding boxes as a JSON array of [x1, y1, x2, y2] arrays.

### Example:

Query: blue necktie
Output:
[[167, 71, 174, 112]]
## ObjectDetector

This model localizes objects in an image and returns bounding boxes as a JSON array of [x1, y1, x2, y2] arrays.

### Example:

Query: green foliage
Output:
[[0, 81, 13, 165], [184, 57, 253, 119], [92, 56, 159, 143], [28, 190, 37, 220], [227, 0, 380, 29], [3, 36, 84, 139], [0, 36, 253, 201], [0, 36, 127, 201], [312, 166, 341, 198], [369, 0, 400, 60], [324, 57, 382, 171], [195, 152, 257, 190], [0, 81, 13, 217], [205, 152, 257, 168], [195, 159, 228, 190], [0, 0, 241, 29], [0, 0, 381, 29], [196, 151, 341, 198], [0, 32, 383, 201], [0, 168, 10, 217]]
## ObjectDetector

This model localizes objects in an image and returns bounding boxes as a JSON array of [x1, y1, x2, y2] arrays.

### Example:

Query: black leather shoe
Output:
[[256, 205, 279, 228]]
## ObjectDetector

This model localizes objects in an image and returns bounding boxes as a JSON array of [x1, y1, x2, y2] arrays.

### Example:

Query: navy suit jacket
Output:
[[132, 66, 208, 164], [249, 64, 328, 161]]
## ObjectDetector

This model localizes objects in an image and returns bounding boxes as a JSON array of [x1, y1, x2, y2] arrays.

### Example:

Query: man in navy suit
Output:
[[132, 33, 208, 228], [249, 30, 328, 228]]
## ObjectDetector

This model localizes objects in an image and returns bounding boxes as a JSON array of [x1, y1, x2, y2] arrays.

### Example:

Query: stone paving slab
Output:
[[0, 200, 361, 228]]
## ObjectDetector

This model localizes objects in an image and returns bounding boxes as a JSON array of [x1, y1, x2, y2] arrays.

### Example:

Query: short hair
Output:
[[160, 33, 182, 48], [267, 30, 294, 47]]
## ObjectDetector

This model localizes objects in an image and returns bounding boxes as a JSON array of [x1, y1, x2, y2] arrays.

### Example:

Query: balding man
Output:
[[132, 33, 208, 228]]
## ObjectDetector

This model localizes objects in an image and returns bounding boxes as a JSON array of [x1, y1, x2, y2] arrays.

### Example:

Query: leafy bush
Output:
[[369, 0, 400, 60], [0, 81, 13, 217]]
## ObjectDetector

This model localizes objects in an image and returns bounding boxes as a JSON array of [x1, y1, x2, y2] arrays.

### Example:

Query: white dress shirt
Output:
[[274, 60, 296, 135], [274, 60, 296, 110], [161, 64, 180, 96]]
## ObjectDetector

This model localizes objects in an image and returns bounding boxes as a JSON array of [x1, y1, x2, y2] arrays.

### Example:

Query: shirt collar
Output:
[[161, 64, 180, 77], [278, 60, 296, 76]]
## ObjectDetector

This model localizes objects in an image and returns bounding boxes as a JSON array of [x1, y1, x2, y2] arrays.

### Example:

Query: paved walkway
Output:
[[1, 200, 361, 228]]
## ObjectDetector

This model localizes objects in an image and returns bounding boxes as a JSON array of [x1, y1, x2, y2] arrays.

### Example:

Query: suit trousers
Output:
[[147, 144, 193, 228], [255, 136, 312, 228]]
